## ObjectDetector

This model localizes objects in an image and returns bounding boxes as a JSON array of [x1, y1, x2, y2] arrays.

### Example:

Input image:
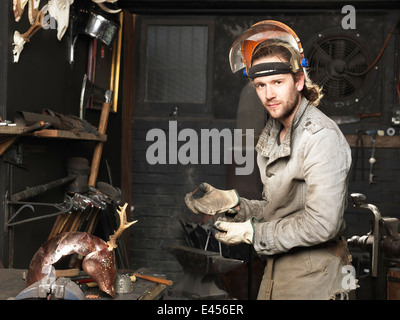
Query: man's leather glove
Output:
[[184, 182, 240, 215], [214, 219, 255, 245]]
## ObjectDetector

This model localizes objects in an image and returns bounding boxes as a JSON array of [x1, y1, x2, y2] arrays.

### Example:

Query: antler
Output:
[[107, 203, 137, 251]]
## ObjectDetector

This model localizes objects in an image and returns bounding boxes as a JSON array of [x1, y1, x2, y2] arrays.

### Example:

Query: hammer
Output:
[[133, 273, 173, 286], [77, 273, 173, 288]]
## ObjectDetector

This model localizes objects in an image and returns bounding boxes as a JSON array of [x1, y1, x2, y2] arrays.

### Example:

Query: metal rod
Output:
[[9, 175, 76, 202], [5, 197, 74, 228]]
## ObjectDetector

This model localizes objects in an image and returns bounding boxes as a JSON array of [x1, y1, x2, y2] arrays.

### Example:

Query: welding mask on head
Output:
[[229, 20, 308, 77]]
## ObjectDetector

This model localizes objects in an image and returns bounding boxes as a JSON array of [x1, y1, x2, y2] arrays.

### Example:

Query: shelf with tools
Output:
[[345, 134, 400, 148], [0, 126, 107, 142], [0, 127, 107, 156]]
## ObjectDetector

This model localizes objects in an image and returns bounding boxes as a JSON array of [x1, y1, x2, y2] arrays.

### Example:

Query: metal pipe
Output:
[[350, 193, 382, 277], [9, 175, 76, 202]]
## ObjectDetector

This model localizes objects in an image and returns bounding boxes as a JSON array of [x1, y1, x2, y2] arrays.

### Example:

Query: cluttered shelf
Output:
[[0, 126, 106, 142], [345, 134, 400, 148], [3, 128, 392, 148], [3, 129, 393, 148], [32, 129, 106, 141]]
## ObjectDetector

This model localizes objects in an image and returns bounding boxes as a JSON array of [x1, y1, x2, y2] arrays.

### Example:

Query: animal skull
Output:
[[12, 31, 26, 63], [48, 0, 74, 41], [12, 0, 121, 62]]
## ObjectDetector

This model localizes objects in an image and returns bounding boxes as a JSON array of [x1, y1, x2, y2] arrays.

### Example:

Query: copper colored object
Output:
[[26, 232, 117, 297], [133, 273, 173, 286], [26, 203, 137, 298]]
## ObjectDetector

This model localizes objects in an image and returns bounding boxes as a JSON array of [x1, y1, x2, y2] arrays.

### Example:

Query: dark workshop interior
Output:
[[0, 0, 400, 301]]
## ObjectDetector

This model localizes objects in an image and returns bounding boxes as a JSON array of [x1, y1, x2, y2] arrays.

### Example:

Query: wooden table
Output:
[[0, 268, 168, 300]]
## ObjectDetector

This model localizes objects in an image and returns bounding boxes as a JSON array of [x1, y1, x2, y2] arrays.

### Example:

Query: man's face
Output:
[[252, 55, 304, 123]]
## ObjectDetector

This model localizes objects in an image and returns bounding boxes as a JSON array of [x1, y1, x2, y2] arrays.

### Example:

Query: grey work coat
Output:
[[232, 97, 356, 299]]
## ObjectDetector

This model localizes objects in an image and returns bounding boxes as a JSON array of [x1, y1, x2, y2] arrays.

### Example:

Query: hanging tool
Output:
[[368, 130, 377, 187], [5, 196, 74, 230], [331, 112, 382, 125], [352, 130, 365, 181]]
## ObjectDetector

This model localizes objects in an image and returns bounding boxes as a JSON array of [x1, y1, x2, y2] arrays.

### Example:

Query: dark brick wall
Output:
[[130, 118, 235, 281]]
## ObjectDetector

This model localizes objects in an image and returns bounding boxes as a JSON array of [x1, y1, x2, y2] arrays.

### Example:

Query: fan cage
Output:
[[307, 35, 373, 102]]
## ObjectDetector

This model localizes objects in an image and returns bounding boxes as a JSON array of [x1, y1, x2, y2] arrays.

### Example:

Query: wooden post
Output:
[[88, 100, 111, 187]]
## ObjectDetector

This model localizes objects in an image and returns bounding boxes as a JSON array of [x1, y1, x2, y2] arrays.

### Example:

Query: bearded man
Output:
[[185, 21, 357, 299]]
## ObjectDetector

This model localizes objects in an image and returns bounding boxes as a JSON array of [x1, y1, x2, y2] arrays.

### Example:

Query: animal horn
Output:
[[107, 203, 137, 251]]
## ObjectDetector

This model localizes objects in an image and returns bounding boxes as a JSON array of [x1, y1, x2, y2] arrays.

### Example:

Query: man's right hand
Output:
[[184, 182, 240, 215]]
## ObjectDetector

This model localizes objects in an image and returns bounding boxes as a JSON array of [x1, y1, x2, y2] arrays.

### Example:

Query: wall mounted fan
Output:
[[307, 34, 378, 110]]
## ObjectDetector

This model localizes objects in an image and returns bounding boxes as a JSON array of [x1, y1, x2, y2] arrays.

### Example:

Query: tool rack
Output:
[[0, 127, 107, 268], [345, 134, 400, 148]]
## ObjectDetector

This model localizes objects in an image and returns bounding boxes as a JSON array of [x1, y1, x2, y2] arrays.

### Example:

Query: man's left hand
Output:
[[214, 219, 255, 245]]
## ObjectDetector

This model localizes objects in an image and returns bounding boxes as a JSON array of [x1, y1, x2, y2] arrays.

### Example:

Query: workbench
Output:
[[0, 268, 168, 300]]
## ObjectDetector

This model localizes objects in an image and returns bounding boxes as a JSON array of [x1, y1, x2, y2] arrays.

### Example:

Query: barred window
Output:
[[145, 25, 208, 103]]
